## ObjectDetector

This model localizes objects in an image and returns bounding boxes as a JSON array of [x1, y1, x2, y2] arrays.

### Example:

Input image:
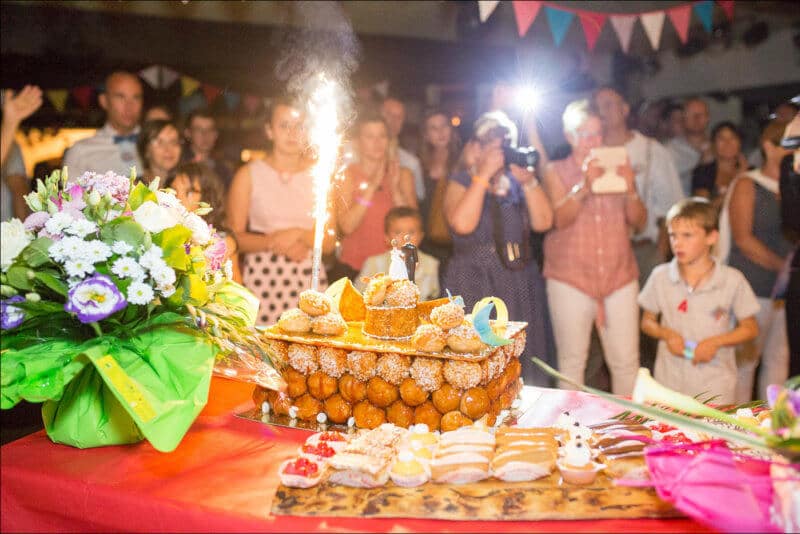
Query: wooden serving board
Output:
[[271, 472, 679, 521]]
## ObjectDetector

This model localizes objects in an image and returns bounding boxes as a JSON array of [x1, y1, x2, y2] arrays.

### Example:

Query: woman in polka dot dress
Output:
[[227, 97, 335, 325]]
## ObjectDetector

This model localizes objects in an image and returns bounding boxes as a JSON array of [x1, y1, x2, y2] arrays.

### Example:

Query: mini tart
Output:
[[279, 457, 326, 488], [306, 431, 349, 453], [299, 439, 339, 462], [430, 302, 465, 330], [278, 308, 312, 334], [299, 289, 333, 317], [556, 459, 604, 485], [390, 450, 430, 487]]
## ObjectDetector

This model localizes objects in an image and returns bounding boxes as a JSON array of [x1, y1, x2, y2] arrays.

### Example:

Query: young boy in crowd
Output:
[[357, 207, 440, 300], [638, 198, 760, 404]]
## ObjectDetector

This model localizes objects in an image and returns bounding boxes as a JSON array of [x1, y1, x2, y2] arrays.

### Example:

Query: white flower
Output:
[[132, 201, 181, 234], [64, 259, 94, 278], [48, 240, 66, 263], [158, 284, 176, 298], [85, 240, 112, 263], [64, 218, 98, 238], [183, 212, 211, 245], [150, 264, 176, 287], [111, 241, 134, 255], [111, 257, 145, 280], [44, 211, 74, 236], [58, 236, 86, 261], [156, 190, 187, 216], [223, 259, 233, 280], [0, 219, 33, 272], [138, 245, 163, 270], [127, 281, 155, 305]]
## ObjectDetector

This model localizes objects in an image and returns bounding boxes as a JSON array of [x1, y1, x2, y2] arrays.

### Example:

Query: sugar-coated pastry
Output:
[[443, 360, 482, 390], [440, 410, 473, 432], [460, 387, 490, 419], [513, 331, 527, 358], [353, 400, 386, 430], [308, 371, 338, 400], [311, 312, 347, 336], [294, 394, 323, 421], [267, 389, 293, 416], [411, 324, 447, 353], [279, 457, 326, 488], [413, 401, 442, 432], [318, 347, 348, 378], [267, 339, 289, 364], [384, 279, 420, 307], [376, 353, 411, 386], [430, 301, 465, 330], [432, 383, 462, 414], [367, 376, 400, 408], [324, 394, 352, 424], [409, 357, 444, 392], [347, 351, 377, 382], [278, 308, 312, 334], [446, 324, 485, 353], [298, 289, 333, 317], [390, 449, 430, 487], [287, 344, 319, 374], [482, 349, 507, 385], [386, 399, 415, 428], [399, 377, 429, 407], [338, 374, 367, 404], [363, 274, 392, 306], [285, 367, 308, 398]]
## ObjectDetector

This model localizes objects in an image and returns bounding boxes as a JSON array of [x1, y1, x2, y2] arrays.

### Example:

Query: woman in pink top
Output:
[[227, 98, 336, 325], [337, 112, 417, 271], [542, 99, 647, 395]]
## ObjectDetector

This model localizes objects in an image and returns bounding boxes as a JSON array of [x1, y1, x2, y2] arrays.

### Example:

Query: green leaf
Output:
[[127, 182, 157, 211], [100, 217, 146, 249], [34, 271, 68, 297], [6, 265, 32, 291], [21, 237, 54, 267], [152, 225, 192, 270]]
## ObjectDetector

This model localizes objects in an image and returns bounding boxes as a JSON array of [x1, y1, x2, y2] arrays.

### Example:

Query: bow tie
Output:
[[113, 133, 138, 144]]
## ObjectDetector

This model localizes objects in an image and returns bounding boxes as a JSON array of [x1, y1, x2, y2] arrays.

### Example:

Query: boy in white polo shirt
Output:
[[638, 198, 760, 404]]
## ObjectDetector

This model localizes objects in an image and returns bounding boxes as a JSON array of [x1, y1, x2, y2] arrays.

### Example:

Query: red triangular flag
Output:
[[202, 84, 222, 104], [668, 4, 692, 44], [71, 86, 93, 110], [578, 11, 607, 51], [512, 0, 543, 37], [243, 94, 261, 113], [717, 0, 735, 20]]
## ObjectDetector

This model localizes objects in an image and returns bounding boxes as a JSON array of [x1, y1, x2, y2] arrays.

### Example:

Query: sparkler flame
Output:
[[307, 74, 342, 290]]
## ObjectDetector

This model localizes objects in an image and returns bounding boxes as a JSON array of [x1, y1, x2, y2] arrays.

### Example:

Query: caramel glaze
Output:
[[589, 421, 651, 437]]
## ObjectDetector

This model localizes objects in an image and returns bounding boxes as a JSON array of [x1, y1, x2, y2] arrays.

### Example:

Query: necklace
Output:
[[277, 171, 293, 185], [684, 261, 716, 294]]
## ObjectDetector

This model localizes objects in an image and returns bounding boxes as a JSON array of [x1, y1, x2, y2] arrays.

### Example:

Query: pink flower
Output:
[[204, 236, 227, 271], [23, 211, 50, 232], [76, 171, 130, 205]]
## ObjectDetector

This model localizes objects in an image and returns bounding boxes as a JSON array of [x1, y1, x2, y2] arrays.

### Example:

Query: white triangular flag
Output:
[[160, 66, 180, 89], [610, 15, 637, 54], [478, 0, 500, 23], [640, 11, 665, 51], [139, 65, 160, 89]]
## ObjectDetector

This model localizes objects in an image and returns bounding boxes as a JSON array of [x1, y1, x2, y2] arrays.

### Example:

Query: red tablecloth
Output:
[[1, 378, 714, 533]]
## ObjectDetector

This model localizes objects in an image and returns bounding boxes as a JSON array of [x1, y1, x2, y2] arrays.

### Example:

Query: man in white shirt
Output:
[[667, 97, 713, 195], [593, 87, 685, 286], [381, 97, 424, 202], [63, 71, 143, 179]]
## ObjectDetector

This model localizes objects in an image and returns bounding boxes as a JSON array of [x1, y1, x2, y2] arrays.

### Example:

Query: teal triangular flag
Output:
[[223, 91, 241, 111], [545, 6, 575, 47], [694, 0, 714, 33]]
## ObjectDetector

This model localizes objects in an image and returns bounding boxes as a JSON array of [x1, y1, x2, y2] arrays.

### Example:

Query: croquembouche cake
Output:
[[254, 244, 527, 431]]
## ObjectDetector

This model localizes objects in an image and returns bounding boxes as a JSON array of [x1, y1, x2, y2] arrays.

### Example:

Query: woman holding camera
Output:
[[542, 100, 646, 396], [443, 111, 554, 386]]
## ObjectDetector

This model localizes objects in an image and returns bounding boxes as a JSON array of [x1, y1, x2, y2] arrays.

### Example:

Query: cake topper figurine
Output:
[[401, 238, 419, 283], [389, 238, 409, 280]]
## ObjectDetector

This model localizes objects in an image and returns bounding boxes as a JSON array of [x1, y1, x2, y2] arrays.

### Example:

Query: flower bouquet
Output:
[[1, 169, 283, 452]]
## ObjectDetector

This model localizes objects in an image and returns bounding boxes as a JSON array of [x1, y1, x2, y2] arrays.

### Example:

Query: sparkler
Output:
[[306, 74, 342, 291]]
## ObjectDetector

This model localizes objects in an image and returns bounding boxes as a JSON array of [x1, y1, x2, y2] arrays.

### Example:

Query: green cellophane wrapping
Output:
[[1, 313, 217, 452]]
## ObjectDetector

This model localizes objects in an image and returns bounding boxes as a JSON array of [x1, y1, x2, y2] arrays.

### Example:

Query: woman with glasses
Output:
[[137, 119, 182, 183]]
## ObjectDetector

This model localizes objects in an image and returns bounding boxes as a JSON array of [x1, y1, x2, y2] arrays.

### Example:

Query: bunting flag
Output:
[[178, 92, 207, 117], [139, 65, 161, 89], [202, 84, 222, 104], [641, 11, 666, 50], [512, 0, 542, 37], [668, 4, 693, 44], [243, 94, 261, 114], [610, 15, 637, 54], [694, 0, 714, 33], [717, 0, 735, 21], [71, 86, 93, 110], [544, 6, 574, 47], [46, 89, 68, 113], [160, 66, 180, 89], [223, 91, 241, 111], [478, 0, 500, 23], [181, 76, 201, 97], [578, 11, 607, 52]]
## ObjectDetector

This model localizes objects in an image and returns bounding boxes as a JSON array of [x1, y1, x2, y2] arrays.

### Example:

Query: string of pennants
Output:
[[477, 0, 735, 52], [37, 65, 266, 115]]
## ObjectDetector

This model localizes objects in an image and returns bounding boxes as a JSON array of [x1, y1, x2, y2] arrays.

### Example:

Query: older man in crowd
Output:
[[381, 96, 424, 202], [63, 71, 143, 178], [667, 97, 713, 195]]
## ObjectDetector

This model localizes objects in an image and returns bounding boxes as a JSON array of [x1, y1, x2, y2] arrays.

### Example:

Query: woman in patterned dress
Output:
[[227, 98, 335, 325]]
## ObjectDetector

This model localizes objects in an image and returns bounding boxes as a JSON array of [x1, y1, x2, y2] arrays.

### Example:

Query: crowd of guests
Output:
[[2, 70, 798, 404]]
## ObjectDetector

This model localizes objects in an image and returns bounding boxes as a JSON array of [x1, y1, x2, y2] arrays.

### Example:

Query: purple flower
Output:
[[204, 237, 227, 272], [0, 296, 25, 329], [64, 274, 127, 324], [60, 184, 86, 212], [23, 211, 50, 232]]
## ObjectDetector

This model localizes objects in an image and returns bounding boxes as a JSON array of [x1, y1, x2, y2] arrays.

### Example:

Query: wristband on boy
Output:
[[683, 340, 697, 360], [355, 196, 372, 207]]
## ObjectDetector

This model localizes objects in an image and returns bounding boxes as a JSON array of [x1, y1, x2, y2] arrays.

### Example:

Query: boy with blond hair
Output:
[[638, 198, 759, 403]]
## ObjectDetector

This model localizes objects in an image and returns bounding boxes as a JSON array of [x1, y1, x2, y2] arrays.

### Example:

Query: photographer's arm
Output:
[[510, 164, 552, 232], [445, 146, 503, 235]]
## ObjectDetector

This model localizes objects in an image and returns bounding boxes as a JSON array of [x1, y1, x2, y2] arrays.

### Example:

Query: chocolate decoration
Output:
[[401, 242, 419, 283]]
